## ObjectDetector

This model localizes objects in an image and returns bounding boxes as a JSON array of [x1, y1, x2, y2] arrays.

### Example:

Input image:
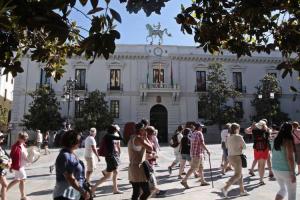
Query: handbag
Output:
[[240, 154, 247, 168]]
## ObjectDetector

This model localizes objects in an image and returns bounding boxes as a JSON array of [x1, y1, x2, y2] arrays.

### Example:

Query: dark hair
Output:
[[140, 118, 149, 126], [60, 130, 81, 148], [135, 122, 145, 132], [107, 125, 117, 134], [274, 122, 293, 151], [177, 125, 183, 132], [183, 128, 191, 136], [230, 123, 240, 135]]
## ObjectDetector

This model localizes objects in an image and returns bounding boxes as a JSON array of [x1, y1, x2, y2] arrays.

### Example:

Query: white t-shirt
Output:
[[36, 132, 43, 143], [84, 136, 96, 158], [220, 129, 229, 143]]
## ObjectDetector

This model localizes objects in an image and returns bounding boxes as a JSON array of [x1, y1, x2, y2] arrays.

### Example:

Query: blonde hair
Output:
[[230, 123, 240, 135], [18, 131, 28, 140]]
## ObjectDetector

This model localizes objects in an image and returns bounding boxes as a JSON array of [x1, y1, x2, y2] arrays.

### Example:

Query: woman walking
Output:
[[292, 121, 300, 175], [43, 131, 50, 155], [128, 122, 153, 200], [52, 130, 90, 200], [272, 122, 297, 200], [0, 132, 10, 200], [221, 123, 249, 198], [178, 128, 192, 179]]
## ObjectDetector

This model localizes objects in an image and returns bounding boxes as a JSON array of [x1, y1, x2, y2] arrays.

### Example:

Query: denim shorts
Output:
[[181, 154, 191, 161]]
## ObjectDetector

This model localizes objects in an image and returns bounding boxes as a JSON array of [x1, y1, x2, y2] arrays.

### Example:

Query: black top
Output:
[[252, 128, 270, 151], [104, 133, 123, 157], [180, 136, 190, 155]]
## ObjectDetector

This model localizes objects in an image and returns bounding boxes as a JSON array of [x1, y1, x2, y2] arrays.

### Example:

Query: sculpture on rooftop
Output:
[[146, 23, 171, 45]]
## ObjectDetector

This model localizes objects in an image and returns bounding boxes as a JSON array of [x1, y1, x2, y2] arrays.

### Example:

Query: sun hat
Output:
[[255, 120, 267, 130]]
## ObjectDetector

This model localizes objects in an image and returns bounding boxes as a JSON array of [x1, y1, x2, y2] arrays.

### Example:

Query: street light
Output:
[[258, 92, 275, 99], [61, 78, 80, 124]]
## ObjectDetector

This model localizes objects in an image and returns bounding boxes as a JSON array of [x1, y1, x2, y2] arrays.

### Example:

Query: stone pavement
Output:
[[6, 144, 300, 200]]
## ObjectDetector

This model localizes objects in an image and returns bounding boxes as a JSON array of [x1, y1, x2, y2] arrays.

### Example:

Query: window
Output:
[[233, 72, 243, 92], [4, 89, 7, 101], [196, 71, 206, 91], [75, 69, 86, 90], [110, 100, 120, 118], [110, 69, 121, 90], [198, 101, 205, 118], [153, 69, 164, 84], [234, 102, 244, 119], [40, 68, 51, 85], [75, 100, 84, 118]]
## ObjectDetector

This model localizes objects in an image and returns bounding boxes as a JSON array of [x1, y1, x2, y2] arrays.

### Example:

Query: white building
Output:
[[10, 45, 300, 143], [0, 68, 14, 131]]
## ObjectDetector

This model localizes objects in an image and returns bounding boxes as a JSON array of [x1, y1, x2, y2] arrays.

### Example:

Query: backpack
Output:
[[169, 133, 179, 148], [253, 130, 269, 151], [97, 136, 108, 157]]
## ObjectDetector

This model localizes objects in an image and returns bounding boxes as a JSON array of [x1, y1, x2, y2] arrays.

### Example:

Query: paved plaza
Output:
[[6, 144, 300, 200]]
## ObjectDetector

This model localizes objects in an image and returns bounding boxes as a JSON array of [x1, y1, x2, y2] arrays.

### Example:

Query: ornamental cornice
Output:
[[169, 54, 283, 64]]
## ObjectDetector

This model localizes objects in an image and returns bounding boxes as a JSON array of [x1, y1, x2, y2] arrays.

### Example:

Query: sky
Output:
[[69, 0, 195, 46]]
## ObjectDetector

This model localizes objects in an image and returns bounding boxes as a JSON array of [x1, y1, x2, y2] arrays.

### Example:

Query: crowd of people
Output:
[[0, 118, 299, 200]]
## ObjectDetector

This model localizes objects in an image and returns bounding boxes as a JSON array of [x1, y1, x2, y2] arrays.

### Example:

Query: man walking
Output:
[[180, 122, 210, 189], [84, 128, 100, 182]]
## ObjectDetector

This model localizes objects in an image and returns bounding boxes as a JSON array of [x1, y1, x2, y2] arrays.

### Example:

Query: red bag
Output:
[[97, 137, 108, 157]]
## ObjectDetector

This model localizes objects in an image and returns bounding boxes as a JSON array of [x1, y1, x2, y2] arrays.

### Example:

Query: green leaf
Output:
[[281, 69, 289, 79], [79, 0, 88, 6], [87, 7, 104, 15], [290, 86, 298, 92], [90, 0, 99, 9], [110, 8, 122, 23]]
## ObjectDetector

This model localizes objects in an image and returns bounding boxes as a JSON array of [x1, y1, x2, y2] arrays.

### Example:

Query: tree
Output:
[[0, 0, 168, 80], [198, 63, 241, 130], [251, 74, 289, 125], [22, 86, 63, 132], [176, 1, 300, 84], [0, 105, 8, 131], [74, 90, 113, 133]]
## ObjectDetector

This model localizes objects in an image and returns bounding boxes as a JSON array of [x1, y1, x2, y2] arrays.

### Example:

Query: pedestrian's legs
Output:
[[131, 182, 141, 200], [249, 159, 257, 175], [139, 182, 151, 200], [258, 159, 266, 183], [178, 159, 186, 177], [91, 172, 112, 194], [267, 151, 274, 177], [7, 179, 19, 191], [223, 156, 242, 191], [19, 180, 26, 199], [112, 169, 121, 193], [0, 176, 8, 200], [273, 170, 287, 200]]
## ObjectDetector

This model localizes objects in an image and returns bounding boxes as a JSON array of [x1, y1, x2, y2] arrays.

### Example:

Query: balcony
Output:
[[107, 83, 123, 91], [139, 83, 181, 102]]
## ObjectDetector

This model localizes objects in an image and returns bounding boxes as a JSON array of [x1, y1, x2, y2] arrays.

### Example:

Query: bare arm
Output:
[[91, 145, 100, 161], [63, 172, 89, 199], [284, 140, 296, 183], [135, 136, 153, 152]]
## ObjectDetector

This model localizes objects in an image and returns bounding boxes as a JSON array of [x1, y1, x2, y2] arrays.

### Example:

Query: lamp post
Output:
[[61, 78, 80, 124]]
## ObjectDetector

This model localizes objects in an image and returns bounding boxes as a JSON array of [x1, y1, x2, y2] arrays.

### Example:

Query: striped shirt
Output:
[[188, 130, 204, 157]]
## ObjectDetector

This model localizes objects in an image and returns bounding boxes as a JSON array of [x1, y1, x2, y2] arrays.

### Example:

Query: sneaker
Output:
[[240, 191, 250, 196], [180, 181, 190, 189], [156, 190, 167, 197], [168, 166, 172, 175], [249, 170, 255, 176], [200, 181, 210, 186], [221, 187, 228, 198]]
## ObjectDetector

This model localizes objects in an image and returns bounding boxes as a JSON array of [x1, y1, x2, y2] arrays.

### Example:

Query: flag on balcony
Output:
[[170, 60, 174, 87]]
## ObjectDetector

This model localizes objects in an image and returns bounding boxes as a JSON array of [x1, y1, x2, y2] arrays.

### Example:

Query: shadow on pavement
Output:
[[28, 189, 53, 196]]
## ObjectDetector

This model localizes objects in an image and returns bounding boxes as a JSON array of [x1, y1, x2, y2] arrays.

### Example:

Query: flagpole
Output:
[[171, 60, 174, 87]]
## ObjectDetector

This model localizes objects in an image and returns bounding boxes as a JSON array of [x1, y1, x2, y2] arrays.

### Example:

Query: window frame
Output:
[[75, 69, 86, 90], [232, 72, 243, 92], [110, 100, 120, 118], [110, 69, 121, 90], [196, 71, 206, 92]]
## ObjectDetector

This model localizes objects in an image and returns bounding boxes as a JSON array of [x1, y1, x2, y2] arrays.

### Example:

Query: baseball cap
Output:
[[195, 122, 205, 129]]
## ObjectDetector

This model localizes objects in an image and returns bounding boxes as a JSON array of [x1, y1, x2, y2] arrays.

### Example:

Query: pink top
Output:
[[292, 129, 300, 144], [189, 130, 204, 157]]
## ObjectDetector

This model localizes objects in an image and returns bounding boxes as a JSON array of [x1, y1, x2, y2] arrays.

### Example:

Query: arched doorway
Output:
[[150, 104, 168, 143]]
